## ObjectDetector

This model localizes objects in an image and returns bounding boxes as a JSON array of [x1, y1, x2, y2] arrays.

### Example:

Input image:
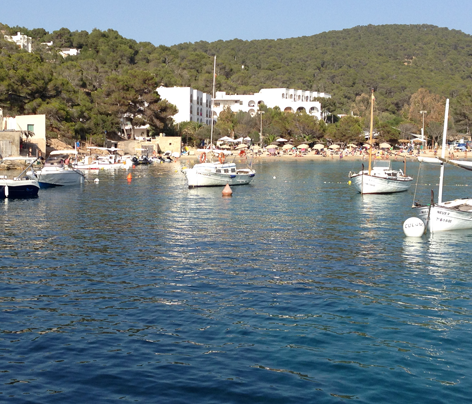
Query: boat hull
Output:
[[183, 163, 255, 188], [0, 179, 39, 198], [350, 173, 412, 194], [416, 199, 472, 232], [37, 169, 84, 187]]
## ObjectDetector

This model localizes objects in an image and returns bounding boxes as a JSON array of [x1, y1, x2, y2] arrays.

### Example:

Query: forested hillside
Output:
[[1, 22, 472, 146]]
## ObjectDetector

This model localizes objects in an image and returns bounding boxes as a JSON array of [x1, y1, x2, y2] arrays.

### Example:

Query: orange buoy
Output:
[[222, 183, 233, 197], [127, 173, 132, 181]]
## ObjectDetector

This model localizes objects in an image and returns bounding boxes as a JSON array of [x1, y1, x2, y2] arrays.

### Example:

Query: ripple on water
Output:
[[2, 161, 472, 403]]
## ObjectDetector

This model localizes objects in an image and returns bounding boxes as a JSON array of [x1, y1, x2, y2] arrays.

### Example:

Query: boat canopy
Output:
[[50, 150, 78, 155]]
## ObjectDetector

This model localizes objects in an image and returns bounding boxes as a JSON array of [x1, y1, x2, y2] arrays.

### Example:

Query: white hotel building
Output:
[[157, 86, 331, 124], [213, 88, 330, 121], [157, 87, 213, 126]]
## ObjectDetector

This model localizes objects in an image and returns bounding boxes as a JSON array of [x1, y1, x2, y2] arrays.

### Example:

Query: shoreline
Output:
[[180, 149, 470, 162]]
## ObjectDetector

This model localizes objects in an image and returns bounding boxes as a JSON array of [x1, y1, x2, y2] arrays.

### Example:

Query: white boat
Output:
[[74, 147, 133, 170], [414, 99, 472, 233], [349, 160, 413, 194], [34, 150, 85, 187], [349, 89, 413, 194], [1, 159, 40, 198], [182, 151, 255, 188]]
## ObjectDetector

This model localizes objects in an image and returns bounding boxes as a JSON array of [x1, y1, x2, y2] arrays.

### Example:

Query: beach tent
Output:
[[313, 144, 325, 150], [218, 136, 233, 141]]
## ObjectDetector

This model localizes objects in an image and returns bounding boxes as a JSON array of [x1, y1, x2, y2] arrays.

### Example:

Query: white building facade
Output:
[[213, 88, 330, 120], [1, 113, 46, 154], [157, 86, 212, 125], [3, 32, 32, 53]]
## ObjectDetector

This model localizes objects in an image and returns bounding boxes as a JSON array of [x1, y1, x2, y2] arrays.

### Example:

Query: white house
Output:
[[157, 87, 212, 125], [3, 31, 32, 53], [213, 88, 330, 120], [59, 48, 81, 58], [2, 113, 46, 155]]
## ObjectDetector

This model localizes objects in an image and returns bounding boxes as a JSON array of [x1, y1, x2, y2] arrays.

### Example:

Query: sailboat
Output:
[[182, 55, 256, 188], [415, 99, 472, 232], [349, 89, 413, 194]]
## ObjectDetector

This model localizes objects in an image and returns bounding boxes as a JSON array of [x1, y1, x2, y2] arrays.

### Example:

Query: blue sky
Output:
[[2, 0, 471, 46]]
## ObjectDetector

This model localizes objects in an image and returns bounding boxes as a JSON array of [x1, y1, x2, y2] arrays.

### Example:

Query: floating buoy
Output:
[[222, 184, 233, 197], [94, 178, 99, 184], [403, 217, 425, 237], [348, 180, 351, 185], [127, 173, 132, 181], [5, 184, 8, 198], [273, 176, 276, 179], [132, 165, 136, 169]]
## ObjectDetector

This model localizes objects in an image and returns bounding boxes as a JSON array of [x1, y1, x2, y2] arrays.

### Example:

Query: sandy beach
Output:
[[180, 148, 470, 162]]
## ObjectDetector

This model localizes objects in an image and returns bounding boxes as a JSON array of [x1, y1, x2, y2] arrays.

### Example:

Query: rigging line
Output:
[[411, 161, 422, 207]]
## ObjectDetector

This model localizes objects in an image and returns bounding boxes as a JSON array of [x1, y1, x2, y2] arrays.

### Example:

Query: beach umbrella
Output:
[[313, 144, 325, 150], [379, 142, 391, 148], [252, 145, 260, 150], [398, 139, 410, 143], [329, 144, 340, 149], [363, 144, 371, 148], [235, 137, 244, 143], [412, 139, 424, 143], [267, 145, 278, 149], [283, 144, 293, 150], [236, 144, 248, 150], [347, 144, 357, 148], [276, 138, 288, 142], [297, 144, 309, 149], [219, 145, 231, 149]]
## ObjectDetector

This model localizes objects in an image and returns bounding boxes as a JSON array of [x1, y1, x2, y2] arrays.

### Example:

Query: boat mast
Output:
[[210, 55, 216, 150], [438, 99, 449, 204], [368, 88, 374, 175]]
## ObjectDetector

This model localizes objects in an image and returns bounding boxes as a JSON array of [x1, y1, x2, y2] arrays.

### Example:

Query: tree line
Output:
[[1, 23, 472, 147]]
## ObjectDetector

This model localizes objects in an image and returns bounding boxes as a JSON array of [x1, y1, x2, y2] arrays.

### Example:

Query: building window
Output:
[[27, 124, 34, 133], [290, 94, 293, 99], [282, 94, 285, 99]]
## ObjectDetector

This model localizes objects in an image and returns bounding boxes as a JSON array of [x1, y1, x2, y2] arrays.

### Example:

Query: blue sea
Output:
[[2, 158, 472, 403]]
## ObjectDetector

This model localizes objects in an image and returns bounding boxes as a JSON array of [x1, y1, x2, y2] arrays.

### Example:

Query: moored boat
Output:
[[34, 150, 85, 187], [414, 99, 472, 233], [349, 89, 413, 194], [182, 150, 255, 188], [0, 159, 40, 198]]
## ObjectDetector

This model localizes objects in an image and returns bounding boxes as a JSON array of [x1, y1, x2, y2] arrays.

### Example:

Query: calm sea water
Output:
[[2, 158, 472, 403]]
